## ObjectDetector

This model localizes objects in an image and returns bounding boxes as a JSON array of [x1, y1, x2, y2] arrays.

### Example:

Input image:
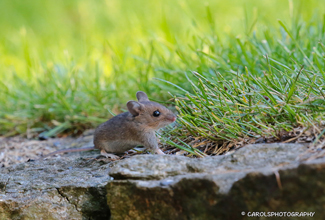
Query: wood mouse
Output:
[[42, 91, 176, 159]]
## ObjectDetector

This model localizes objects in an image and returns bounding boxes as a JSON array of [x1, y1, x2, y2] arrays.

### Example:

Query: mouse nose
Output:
[[169, 115, 177, 122]]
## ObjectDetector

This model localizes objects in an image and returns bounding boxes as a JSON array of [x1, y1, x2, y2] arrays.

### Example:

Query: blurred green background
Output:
[[0, 0, 324, 136]]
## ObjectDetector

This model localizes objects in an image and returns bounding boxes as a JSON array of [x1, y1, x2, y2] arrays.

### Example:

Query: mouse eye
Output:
[[153, 110, 160, 117]]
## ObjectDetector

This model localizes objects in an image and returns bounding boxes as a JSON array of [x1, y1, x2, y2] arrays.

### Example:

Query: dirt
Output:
[[1, 126, 325, 168], [0, 136, 76, 167]]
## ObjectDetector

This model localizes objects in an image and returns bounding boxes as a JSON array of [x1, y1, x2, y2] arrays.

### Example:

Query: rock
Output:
[[1, 143, 325, 219], [0, 157, 112, 220]]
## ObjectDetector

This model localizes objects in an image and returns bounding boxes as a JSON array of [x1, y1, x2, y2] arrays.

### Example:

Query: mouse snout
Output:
[[167, 114, 177, 122]]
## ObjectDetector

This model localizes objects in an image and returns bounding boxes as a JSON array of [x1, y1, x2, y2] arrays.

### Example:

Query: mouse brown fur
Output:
[[41, 91, 176, 159]]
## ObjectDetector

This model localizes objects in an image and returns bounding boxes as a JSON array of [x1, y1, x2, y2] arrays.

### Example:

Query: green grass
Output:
[[159, 16, 325, 155], [1, 0, 325, 152]]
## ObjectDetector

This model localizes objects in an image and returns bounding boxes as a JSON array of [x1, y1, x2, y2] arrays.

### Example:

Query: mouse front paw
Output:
[[154, 148, 165, 155]]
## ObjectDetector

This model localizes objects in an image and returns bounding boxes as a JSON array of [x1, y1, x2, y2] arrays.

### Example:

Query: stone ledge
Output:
[[0, 143, 324, 220]]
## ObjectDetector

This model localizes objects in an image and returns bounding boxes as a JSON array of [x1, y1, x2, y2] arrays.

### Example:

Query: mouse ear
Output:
[[127, 101, 143, 116], [136, 91, 149, 102]]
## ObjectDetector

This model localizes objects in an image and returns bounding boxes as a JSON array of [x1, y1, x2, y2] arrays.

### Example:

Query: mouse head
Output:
[[127, 91, 176, 130]]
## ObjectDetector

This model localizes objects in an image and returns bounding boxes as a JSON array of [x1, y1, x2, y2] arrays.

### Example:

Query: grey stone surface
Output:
[[1, 143, 325, 219], [0, 157, 112, 220]]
